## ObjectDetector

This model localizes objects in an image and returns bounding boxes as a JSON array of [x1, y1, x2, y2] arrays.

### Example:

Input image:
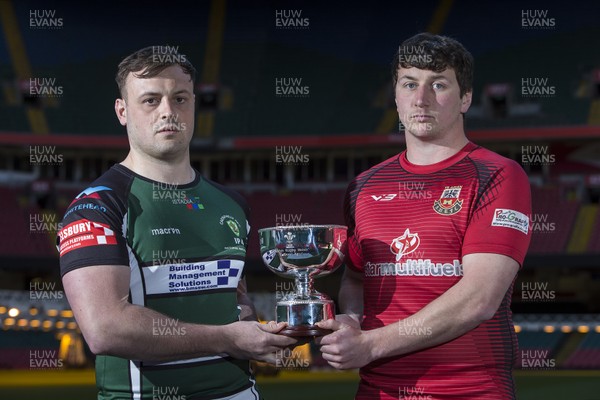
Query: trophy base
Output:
[[276, 298, 334, 337]]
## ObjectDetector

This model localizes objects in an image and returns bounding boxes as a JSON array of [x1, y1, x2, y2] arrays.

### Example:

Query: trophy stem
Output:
[[294, 271, 313, 300]]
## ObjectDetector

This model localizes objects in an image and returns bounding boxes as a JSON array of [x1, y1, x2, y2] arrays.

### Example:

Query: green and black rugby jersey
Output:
[[57, 164, 260, 400]]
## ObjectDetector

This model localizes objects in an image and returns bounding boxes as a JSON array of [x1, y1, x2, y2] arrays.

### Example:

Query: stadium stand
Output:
[[586, 215, 600, 252], [563, 332, 600, 369], [528, 185, 580, 254], [0, 186, 55, 257]]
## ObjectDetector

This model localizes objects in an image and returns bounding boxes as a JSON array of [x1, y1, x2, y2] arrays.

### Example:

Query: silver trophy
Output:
[[258, 225, 347, 336]]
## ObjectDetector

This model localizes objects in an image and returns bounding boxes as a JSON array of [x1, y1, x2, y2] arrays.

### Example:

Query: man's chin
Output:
[[150, 144, 188, 160], [407, 128, 438, 139]]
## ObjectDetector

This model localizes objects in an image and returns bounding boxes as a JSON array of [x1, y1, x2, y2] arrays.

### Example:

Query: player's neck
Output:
[[404, 132, 469, 166], [121, 151, 195, 185]]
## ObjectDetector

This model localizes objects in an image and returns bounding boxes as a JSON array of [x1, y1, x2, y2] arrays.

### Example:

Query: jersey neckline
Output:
[[399, 142, 477, 174], [112, 163, 202, 189]]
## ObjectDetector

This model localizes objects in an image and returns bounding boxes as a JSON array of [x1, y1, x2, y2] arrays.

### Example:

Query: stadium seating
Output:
[[0, 187, 54, 257], [563, 332, 600, 369], [586, 217, 600, 252], [528, 186, 579, 254]]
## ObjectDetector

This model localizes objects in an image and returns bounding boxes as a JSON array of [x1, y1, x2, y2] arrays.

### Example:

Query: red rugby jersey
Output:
[[344, 142, 532, 400]]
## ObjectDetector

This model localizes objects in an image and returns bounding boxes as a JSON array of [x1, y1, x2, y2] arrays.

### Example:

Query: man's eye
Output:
[[433, 83, 445, 90], [144, 98, 158, 105], [404, 82, 417, 89], [176, 97, 186, 104]]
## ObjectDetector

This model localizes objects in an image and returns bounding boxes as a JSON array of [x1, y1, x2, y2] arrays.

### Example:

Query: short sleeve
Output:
[[57, 186, 129, 277], [343, 179, 365, 273], [463, 160, 532, 265]]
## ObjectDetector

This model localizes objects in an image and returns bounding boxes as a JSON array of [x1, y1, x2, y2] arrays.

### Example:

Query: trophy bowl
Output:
[[258, 224, 347, 336]]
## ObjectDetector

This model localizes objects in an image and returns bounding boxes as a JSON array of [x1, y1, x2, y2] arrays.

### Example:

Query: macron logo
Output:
[[151, 227, 181, 236]]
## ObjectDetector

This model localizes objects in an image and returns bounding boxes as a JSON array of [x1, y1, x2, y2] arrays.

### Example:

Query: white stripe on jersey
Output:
[[215, 385, 260, 400], [129, 360, 142, 400], [142, 354, 227, 367]]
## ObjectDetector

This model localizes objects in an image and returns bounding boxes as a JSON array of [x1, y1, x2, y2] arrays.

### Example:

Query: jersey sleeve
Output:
[[57, 186, 129, 277], [462, 159, 532, 265], [343, 179, 365, 273]]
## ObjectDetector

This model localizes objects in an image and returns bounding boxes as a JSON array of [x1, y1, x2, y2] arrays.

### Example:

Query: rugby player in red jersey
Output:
[[317, 33, 532, 399]]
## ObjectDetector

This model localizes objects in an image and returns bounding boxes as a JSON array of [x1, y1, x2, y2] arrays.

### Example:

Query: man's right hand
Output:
[[223, 321, 298, 364]]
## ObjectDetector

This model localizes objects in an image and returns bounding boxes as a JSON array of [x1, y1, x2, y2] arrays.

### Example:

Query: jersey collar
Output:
[[399, 142, 478, 174]]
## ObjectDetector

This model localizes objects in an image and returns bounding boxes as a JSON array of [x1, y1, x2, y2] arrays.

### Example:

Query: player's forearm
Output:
[[338, 268, 364, 322], [86, 302, 231, 362], [367, 281, 488, 360]]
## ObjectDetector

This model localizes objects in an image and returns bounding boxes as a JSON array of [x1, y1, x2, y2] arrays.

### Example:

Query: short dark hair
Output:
[[392, 33, 473, 97], [116, 46, 196, 98]]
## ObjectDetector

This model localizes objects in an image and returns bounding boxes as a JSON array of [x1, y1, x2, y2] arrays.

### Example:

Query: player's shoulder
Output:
[[65, 165, 132, 217], [78, 165, 131, 198], [91, 164, 132, 190], [361, 153, 400, 176], [201, 175, 249, 217], [350, 153, 400, 187], [345, 153, 401, 207], [468, 144, 528, 179]]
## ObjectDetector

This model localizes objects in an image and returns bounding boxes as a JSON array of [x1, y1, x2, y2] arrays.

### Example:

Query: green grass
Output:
[[0, 385, 97, 400], [0, 370, 598, 399], [260, 381, 359, 400], [515, 371, 600, 400]]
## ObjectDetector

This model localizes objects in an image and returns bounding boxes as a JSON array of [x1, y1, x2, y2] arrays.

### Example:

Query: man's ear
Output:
[[460, 90, 472, 114], [115, 98, 127, 126]]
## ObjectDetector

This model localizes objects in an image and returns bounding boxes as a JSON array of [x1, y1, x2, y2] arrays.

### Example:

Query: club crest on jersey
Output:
[[219, 215, 243, 237], [227, 220, 240, 236], [433, 186, 463, 215], [390, 229, 420, 261]]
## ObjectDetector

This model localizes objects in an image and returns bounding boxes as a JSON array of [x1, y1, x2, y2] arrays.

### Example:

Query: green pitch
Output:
[[0, 370, 598, 399]]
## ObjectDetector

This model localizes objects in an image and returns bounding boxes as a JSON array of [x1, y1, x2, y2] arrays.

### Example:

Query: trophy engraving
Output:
[[259, 225, 347, 336]]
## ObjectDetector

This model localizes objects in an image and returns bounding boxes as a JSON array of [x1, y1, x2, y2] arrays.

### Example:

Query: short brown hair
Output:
[[116, 46, 196, 98], [392, 33, 473, 97]]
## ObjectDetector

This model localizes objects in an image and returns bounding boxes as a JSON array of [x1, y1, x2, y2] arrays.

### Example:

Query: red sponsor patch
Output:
[[58, 219, 117, 256]]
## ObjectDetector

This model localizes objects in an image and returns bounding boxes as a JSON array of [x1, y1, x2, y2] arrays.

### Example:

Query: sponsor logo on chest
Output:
[[142, 260, 243, 295], [390, 229, 420, 261], [364, 227, 462, 278]]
